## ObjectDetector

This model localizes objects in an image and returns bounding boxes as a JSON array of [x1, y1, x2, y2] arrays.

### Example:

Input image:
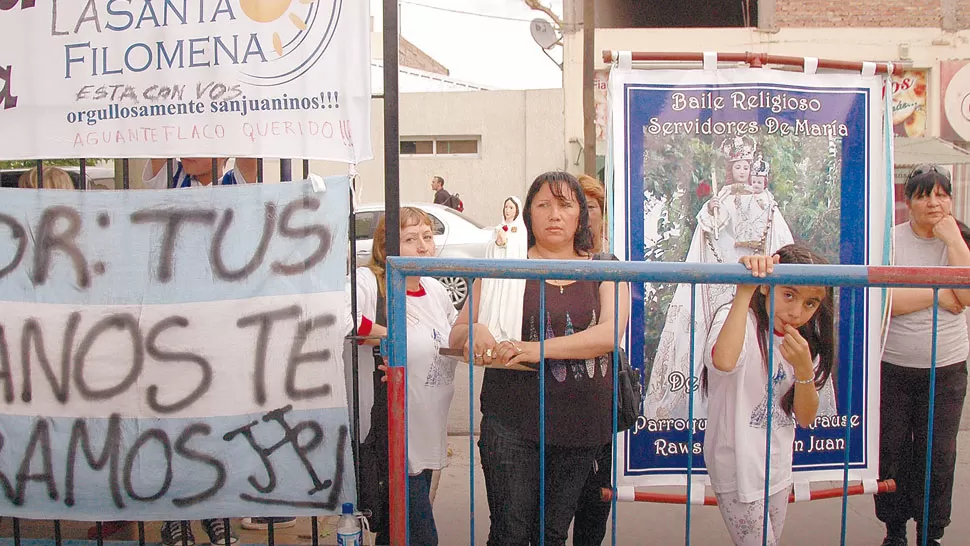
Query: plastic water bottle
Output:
[[336, 502, 362, 546]]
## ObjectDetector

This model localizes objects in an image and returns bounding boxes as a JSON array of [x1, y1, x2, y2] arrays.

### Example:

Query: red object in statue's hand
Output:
[[502, 225, 509, 231]]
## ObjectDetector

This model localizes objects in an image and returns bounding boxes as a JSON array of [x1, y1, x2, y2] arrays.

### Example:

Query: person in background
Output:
[[876, 164, 970, 546], [572, 175, 614, 546], [18, 166, 75, 189], [350, 207, 458, 545], [142, 157, 258, 189], [431, 175, 451, 205], [450, 171, 630, 546]]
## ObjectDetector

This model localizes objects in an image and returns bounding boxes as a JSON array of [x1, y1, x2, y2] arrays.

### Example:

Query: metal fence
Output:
[[384, 256, 970, 546]]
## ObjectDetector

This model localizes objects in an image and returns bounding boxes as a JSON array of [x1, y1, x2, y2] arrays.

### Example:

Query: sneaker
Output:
[[880, 536, 906, 546], [202, 519, 238, 545], [240, 517, 297, 530], [160, 521, 195, 546]]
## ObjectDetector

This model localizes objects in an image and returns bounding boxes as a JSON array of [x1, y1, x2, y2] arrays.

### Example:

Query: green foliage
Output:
[[640, 133, 843, 370], [0, 159, 99, 169]]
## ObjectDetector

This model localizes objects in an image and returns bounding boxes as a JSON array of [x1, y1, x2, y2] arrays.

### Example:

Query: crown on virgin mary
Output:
[[751, 154, 770, 177], [719, 135, 757, 163]]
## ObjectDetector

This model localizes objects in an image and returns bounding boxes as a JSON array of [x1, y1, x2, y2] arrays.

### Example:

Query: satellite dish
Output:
[[530, 18, 558, 50]]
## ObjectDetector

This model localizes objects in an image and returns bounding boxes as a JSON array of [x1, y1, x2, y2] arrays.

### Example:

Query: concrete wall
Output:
[[126, 90, 565, 226], [305, 88, 566, 225]]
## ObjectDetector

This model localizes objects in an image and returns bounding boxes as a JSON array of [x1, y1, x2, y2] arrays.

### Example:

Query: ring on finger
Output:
[[485, 348, 493, 358]]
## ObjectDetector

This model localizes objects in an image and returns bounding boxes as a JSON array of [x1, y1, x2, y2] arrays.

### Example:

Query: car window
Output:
[[0, 171, 25, 188], [355, 211, 383, 240], [427, 213, 446, 235], [89, 178, 115, 190]]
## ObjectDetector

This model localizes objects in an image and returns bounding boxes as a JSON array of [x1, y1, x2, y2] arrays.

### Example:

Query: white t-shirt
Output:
[[142, 160, 249, 189], [703, 307, 797, 503], [346, 268, 458, 475]]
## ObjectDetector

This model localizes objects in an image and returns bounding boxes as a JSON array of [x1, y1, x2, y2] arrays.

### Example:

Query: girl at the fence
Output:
[[350, 207, 458, 546], [703, 243, 835, 546]]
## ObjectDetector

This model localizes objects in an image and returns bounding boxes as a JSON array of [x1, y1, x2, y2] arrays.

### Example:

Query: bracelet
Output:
[[794, 376, 815, 385]]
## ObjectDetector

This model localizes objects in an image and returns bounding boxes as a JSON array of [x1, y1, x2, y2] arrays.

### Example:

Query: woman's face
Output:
[[504, 200, 517, 222], [907, 183, 952, 231], [530, 182, 580, 247], [731, 160, 751, 184], [400, 221, 435, 258], [586, 197, 603, 242]]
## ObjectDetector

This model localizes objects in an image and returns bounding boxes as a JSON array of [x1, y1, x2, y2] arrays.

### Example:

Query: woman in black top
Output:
[[449, 171, 630, 546]]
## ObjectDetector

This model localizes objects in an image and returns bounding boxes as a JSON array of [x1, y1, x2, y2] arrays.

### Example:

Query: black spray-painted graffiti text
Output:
[[0, 406, 346, 510], [0, 196, 332, 288]]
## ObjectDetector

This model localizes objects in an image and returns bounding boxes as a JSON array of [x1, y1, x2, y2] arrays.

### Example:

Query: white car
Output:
[[0, 165, 116, 189], [353, 202, 493, 308]]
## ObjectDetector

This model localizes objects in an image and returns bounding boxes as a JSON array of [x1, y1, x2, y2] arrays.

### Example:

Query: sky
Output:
[[369, 0, 565, 90]]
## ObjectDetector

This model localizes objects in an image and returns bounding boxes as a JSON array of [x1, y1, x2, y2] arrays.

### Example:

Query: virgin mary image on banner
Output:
[[645, 135, 837, 420]]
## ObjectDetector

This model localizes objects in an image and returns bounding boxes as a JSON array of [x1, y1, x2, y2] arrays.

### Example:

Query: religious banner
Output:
[[0, 1, 372, 163], [0, 178, 354, 520], [608, 68, 889, 488]]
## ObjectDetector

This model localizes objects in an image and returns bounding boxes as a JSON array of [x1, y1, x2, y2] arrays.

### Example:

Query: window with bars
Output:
[[400, 137, 480, 157]]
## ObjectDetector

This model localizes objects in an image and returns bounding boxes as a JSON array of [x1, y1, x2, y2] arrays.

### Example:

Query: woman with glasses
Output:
[[876, 164, 970, 546]]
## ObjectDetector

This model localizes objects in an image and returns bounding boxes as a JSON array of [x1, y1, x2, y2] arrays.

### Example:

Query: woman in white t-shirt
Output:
[[703, 244, 836, 546], [349, 207, 457, 546]]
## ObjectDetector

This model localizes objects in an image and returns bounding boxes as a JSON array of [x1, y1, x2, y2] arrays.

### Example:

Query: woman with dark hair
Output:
[[704, 243, 835, 545], [876, 165, 970, 546], [449, 172, 630, 545]]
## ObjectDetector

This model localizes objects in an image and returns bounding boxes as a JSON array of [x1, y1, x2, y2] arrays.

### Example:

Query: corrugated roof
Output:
[[371, 61, 491, 94]]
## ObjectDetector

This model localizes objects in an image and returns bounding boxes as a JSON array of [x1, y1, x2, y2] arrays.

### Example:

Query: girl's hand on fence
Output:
[[465, 323, 498, 366], [780, 325, 814, 380], [938, 288, 966, 315], [378, 360, 389, 383], [739, 254, 779, 279]]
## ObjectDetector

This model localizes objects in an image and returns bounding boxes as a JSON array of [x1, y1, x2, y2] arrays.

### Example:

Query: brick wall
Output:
[[400, 38, 449, 76], [775, 0, 941, 28]]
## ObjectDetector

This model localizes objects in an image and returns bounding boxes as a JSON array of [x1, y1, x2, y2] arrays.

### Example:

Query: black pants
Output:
[[479, 415, 599, 546], [875, 361, 967, 541], [572, 442, 612, 546]]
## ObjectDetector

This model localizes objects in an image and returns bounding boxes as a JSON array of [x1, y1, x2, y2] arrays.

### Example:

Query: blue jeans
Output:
[[479, 414, 598, 546], [408, 469, 438, 546]]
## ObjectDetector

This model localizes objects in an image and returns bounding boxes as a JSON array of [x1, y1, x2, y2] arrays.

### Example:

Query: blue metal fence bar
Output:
[[840, 288, 857, 546], [385, 258, 970, 290], [761, 287, 777, 546], [685, 283, 697, 546], [467, 282, 477, 546], [611, 283, 620, 546], [921, 290, 941, 546], [538, 281, 547, 545]]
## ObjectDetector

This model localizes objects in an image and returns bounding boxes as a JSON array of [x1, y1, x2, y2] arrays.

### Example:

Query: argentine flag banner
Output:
[[0, 177, 354, 520]]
